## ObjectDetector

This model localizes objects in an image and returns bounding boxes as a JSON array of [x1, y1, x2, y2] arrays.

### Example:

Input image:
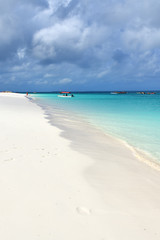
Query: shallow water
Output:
[[32, 92, 160, 162]]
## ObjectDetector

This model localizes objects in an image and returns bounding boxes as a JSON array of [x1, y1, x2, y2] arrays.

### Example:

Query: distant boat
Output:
[[118, 91, 127, 94], [147, 92, 156, 95], [137, 92, 145, 94], [137, 92, 156, 95], [111, 91, 127, 94], [58, 92, 74, 97]]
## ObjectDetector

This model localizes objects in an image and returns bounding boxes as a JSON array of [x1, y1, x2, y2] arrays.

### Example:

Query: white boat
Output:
[[58, 92, 74, 97]]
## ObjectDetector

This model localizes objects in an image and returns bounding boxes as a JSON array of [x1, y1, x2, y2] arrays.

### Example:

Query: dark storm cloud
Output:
[[0, 0, 48, 63], [113, 49, 129, 63], [0, 0, 160, 90]]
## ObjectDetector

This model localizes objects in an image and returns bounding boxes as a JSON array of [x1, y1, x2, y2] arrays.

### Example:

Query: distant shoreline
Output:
[[1, 90, 160, 94]]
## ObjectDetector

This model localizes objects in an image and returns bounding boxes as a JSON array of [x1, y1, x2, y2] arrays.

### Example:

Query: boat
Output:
[[58, 92, 74, 97], [111, 91, 127, 94], [117, 91, 127, 94], [137, 92, 145, 94], [146, 92, 156, 95]]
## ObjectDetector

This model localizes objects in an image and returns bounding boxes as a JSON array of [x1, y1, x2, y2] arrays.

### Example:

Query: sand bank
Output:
[[0, 93, 160, 240]]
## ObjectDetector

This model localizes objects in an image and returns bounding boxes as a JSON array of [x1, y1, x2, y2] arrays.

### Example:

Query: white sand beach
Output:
[[1, 93, 160, 240]]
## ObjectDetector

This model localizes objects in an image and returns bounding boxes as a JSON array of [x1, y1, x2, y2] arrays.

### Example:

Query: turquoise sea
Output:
[[32, 92, 160, 163]]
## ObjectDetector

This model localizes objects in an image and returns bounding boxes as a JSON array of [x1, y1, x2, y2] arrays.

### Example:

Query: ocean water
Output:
[[32, 92, 160, 162]]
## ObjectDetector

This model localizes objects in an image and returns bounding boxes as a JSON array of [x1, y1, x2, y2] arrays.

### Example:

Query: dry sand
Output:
[[0, 92, 160, 240]]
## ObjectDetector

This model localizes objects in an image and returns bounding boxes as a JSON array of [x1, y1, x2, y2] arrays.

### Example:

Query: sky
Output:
[[0, 0, 160, 91]]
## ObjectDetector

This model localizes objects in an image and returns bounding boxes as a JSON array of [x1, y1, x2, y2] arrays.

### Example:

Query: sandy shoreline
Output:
[[34, 95, 160, 171], [1, 93, 160, 240]]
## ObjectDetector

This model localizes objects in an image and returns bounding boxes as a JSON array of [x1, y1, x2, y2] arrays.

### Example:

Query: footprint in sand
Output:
[[4, 158, 14, 162], [76, 206, 92, 215]]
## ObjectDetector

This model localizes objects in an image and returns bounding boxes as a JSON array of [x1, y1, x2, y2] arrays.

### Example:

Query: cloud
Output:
[[112, 49, 129, 63], [0, 0, 160, 90], [17, 48, 26, 59], [35, 79, 48, 85], [97, 68, 111, 78], [123, 27, 160, 51], [59, 78, 72, 84], [32, 16, 107, 67], [44, 73, 54, 78], [52, 77, 72, 85]]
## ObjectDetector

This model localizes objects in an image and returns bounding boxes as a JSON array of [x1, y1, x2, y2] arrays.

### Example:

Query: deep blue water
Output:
[[32, 92, 160, 162]]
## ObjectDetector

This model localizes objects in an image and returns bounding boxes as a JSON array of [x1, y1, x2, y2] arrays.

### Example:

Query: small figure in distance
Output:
[[26, 92, 28, 96]]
